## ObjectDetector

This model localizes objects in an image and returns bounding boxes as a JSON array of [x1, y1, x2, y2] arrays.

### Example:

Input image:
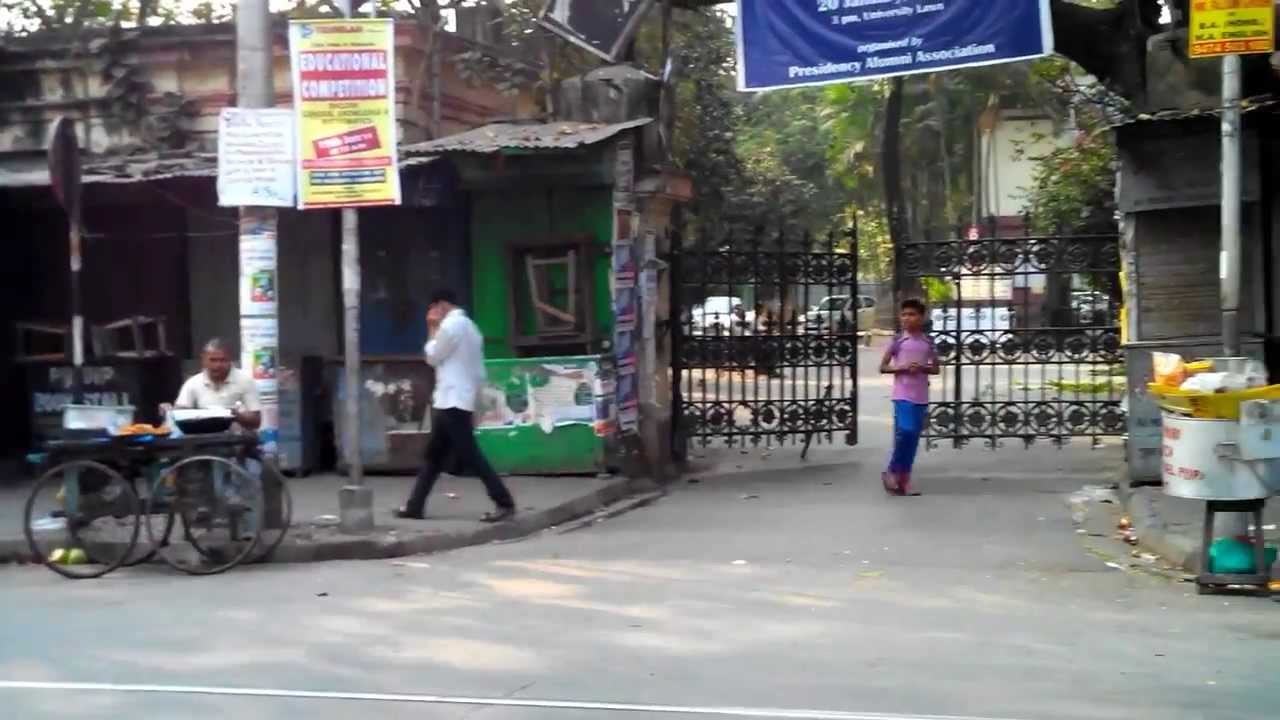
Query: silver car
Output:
[[803, 295, 876, 335]]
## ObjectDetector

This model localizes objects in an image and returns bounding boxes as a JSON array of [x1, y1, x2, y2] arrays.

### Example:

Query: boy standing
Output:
[[879, 299, 939, 496]]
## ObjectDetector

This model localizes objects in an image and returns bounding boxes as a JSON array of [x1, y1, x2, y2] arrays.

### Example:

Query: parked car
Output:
[[1071, 291, 1114, 326], [803, 295, 876, 334], [690, 296, 754, 336]]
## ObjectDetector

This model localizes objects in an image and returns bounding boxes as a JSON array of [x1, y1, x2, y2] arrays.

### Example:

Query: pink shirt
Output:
[[889, 333, 935, 404]]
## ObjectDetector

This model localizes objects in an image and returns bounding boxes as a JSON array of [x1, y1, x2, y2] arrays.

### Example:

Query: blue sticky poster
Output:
[[736, 0, 1054, 92]]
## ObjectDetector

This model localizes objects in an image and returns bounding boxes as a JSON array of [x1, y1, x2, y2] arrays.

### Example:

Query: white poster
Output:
[[241, 317, 280, 401], [931, 307, 1012, 337], [239, 232, 278, 316], [958, 274, 1013, 301], [217, 108, 296, 208]]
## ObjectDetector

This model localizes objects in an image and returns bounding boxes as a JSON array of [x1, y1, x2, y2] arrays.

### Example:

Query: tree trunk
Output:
[[883, 76, 919, 303]]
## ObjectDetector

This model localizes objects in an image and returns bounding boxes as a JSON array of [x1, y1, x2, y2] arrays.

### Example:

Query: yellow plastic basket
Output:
[[1146, 383, 1280, 420]]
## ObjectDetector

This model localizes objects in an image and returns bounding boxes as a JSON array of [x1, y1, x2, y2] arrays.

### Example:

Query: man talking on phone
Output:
[[396, 289, 517, 523]]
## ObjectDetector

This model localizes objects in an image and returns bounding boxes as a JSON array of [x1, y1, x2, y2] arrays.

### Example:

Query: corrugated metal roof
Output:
[[0, 152, 218, 188], [401, 118, 651, 156]]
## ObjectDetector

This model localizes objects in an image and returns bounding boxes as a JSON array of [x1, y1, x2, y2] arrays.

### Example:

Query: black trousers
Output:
[[404, 408, 514, 515]]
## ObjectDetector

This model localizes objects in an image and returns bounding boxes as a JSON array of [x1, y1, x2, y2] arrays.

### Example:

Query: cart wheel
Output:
[[146, 455, 263, 575], [23, 460, 141, 580], [248, 458, 293, 564], [1196, 583, 1215, 596]]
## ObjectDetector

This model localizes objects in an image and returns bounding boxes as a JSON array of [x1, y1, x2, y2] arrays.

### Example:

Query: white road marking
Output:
[[0, 680, 1029, 720]]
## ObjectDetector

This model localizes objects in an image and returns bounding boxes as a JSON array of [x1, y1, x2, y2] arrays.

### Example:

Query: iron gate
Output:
[[896, 223, 1125, 448], [671, 228, 859, 454]]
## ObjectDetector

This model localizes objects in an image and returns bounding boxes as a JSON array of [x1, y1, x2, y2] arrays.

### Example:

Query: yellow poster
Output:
[[1189, 0, 1275, 59], [289, 18, 401, 209]]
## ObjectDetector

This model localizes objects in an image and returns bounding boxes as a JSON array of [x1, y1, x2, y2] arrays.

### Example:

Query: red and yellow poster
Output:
[[289, 18, 401, 209], [1189, 0, 1275, 59]]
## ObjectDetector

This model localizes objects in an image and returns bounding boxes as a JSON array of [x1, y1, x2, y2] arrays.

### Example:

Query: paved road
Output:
[[2, 440, 1275, 720]]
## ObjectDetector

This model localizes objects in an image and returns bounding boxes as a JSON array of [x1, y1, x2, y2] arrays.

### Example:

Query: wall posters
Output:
[[239, 229, 278, 316], [288, 18, 401, 209], [613, 138, 639, 432], [241, 317, 280, 402]]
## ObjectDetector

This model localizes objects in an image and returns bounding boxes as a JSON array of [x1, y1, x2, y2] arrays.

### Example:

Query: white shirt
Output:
[[175, 367, 261, 411], [425, 308, 486, 412]]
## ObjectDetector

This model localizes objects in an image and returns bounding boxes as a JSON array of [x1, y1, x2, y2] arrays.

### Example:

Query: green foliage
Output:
[[1023, 127, 1118, 234]]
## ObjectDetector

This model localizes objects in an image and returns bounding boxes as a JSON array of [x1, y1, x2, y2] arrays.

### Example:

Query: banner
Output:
[[289, 18, 401, 209], [217, 108, 295, 207], [736, 0, 1054, 92], [1188, 0, 1275, 59]]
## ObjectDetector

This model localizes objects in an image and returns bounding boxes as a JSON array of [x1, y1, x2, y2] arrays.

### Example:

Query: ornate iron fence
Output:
[[896, 222, 1125, 448], [671, 228, 860, 455]]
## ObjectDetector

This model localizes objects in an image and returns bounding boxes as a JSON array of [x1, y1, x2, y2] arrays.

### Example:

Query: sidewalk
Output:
[[0, 471, 657, 565]]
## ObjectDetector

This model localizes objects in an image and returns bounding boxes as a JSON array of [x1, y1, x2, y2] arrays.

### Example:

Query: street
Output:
[[2, 435, 1277, 720]]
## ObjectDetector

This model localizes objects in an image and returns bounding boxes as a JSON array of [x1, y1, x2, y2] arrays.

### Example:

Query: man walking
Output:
[[396, 289, 517, 523]]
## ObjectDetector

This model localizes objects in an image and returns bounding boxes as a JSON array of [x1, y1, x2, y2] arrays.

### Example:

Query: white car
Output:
[[690, 296, 754, 336], [803, 295, 876, 335]]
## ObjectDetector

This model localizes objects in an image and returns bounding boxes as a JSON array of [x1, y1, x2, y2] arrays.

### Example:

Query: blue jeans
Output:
[[888, 400, 927, 473]]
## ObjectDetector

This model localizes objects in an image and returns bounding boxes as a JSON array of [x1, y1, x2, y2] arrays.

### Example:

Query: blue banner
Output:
[[736, 0, 1054, 92]]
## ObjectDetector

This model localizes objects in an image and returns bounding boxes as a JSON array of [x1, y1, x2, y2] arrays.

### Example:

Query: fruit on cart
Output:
[[117, 423, 169, 436], [48, 547, 89, 565]]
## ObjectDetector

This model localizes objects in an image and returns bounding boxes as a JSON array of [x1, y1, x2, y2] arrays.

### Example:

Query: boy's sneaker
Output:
[[896, 472, 921, 496], [882, 471, 902, 496]]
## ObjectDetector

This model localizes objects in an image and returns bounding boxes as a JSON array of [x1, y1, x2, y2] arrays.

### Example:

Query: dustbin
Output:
[[1160, 411, 1277, 500]]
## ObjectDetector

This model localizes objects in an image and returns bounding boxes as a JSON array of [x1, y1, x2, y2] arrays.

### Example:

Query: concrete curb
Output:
[[1116, 478, 1200, 572], [0, 475, 662, 566]]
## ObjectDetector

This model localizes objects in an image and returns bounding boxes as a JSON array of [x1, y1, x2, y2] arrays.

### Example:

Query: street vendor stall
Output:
[[23, 406, 291, 579], [1149, 355, 1280, 595]]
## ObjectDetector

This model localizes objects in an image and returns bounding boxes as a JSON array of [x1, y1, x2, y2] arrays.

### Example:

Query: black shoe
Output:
[[480, 506, 516, 523], [394, 506, 425, 520]]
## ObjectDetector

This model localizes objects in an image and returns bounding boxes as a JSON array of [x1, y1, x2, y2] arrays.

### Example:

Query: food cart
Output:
[[1150, 358, 1280, 595], [23, 406, 292, 579]]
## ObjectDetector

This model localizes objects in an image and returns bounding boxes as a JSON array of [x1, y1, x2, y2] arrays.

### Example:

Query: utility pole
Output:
[[336, 0, 374, 533], [235, 0, 285, 528], [1218, 53, 1249, 542], [1220, 53, 1242, 357]]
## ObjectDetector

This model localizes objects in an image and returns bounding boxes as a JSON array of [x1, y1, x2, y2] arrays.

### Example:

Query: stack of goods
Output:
[[1148, 354, 1280, 420]]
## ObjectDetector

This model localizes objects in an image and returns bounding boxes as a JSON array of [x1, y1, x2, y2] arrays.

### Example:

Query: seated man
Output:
[[166, 337, 262, 538], [172, 337, 262, 431]]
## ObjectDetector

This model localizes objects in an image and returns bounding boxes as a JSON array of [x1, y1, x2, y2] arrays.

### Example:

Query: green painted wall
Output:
[[473, 355, 610, 475], [470, 187, 614, 359]]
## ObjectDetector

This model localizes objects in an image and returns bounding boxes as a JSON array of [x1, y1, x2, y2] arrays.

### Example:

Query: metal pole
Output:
[[1221, 53, 1242, 356], [236, 0, 285, 528], [335, 0, 374, 533], [69, 219, 84, 404], [341, 207, 362, 489], [1218, 53, 1250, 542]]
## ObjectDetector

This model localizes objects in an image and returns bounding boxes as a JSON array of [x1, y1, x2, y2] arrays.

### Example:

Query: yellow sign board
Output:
[[289, 18, 401, 209], [1189, 0, 1275, 59]]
